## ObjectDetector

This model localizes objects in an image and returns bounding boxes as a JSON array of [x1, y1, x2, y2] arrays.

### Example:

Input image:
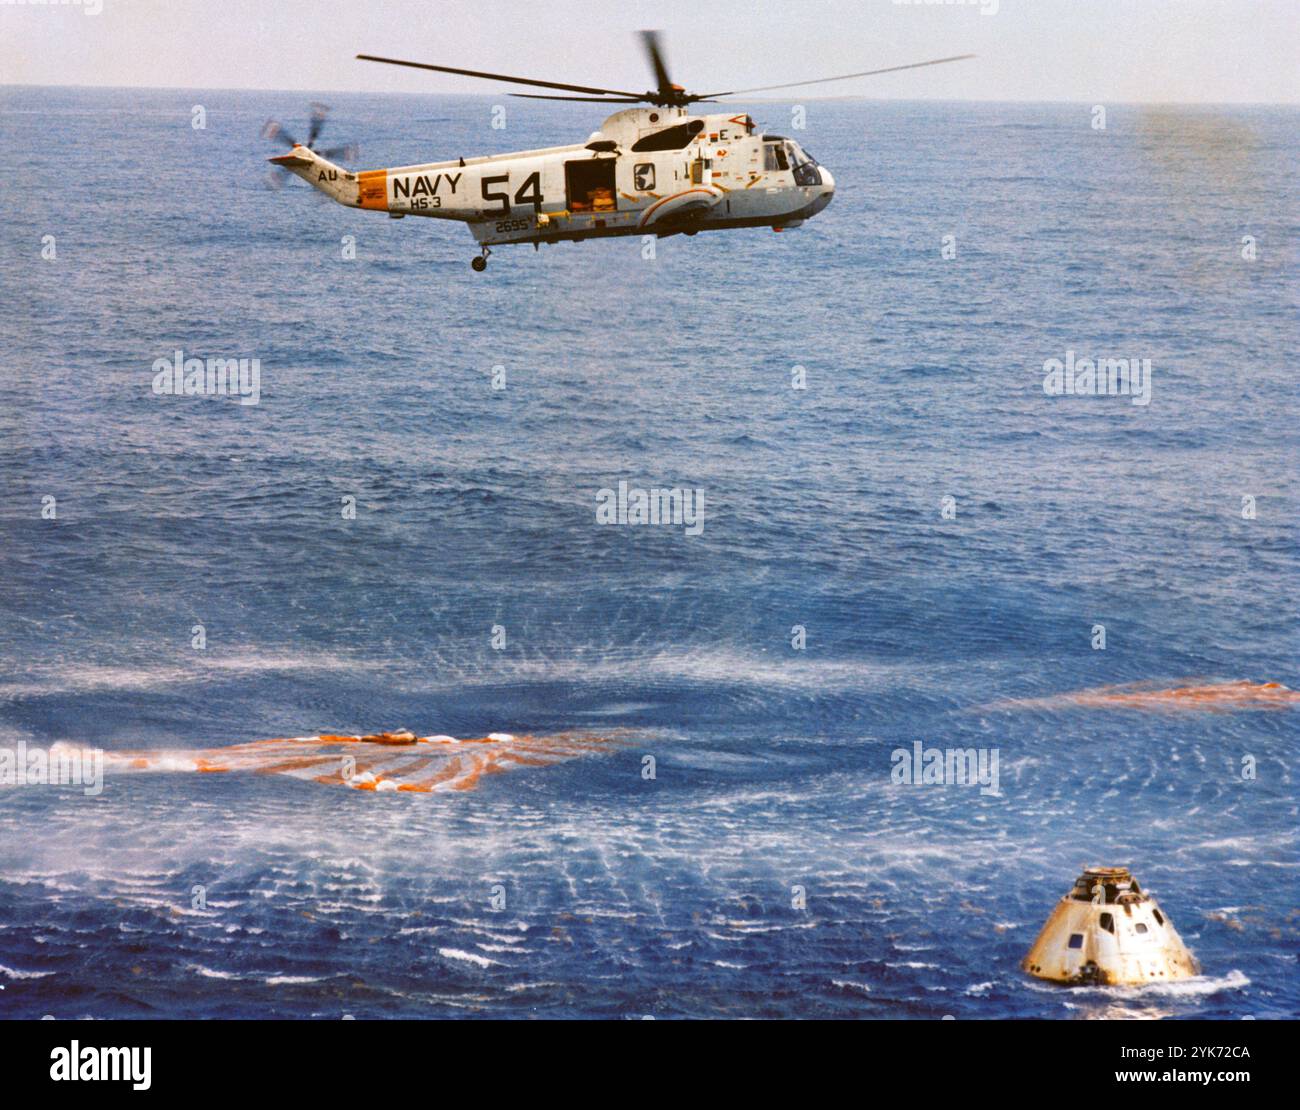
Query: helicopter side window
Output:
[[764, 143, 789, 172], [631, 120, 705, 152], [633, 163, 656, 191]]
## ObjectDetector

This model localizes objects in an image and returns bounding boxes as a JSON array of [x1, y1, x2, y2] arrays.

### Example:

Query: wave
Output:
[[439, 948, 498, 968], [1, 646, 928, 702], [0, 964, 55, 980], [1056, 969, 1250, 1000], [0, 650, 387, 698]]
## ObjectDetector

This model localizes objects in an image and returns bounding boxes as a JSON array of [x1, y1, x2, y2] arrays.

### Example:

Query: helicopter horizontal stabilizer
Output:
[[268, 150, 314, 168]]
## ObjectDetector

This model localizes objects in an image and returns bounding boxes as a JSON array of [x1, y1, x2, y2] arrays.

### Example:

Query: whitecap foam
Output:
[[0, 964, 54, 980], [188, 964, 240, 980], [439, 948, 498, 968]]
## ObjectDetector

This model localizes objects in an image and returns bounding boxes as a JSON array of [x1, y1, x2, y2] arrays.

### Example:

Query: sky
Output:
[[2, 0, 1297, 104]]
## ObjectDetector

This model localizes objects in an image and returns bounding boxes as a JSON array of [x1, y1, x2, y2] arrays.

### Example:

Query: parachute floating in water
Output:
[[65, 730, 618, 794], [991, 679, 1299, 713]]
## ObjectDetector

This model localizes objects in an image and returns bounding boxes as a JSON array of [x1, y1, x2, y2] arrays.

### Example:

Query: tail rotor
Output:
[[262, 104, 359, 191]]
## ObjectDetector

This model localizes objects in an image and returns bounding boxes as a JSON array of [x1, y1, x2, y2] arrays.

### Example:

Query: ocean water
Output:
[[0, 87, 1296, 1019]]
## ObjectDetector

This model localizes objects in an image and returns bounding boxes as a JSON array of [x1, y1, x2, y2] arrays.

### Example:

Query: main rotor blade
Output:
[[639, 29, 675, 100], [510, 93, 646, 103], [698, 53, 976, 99], [356, 53, 644, 98]]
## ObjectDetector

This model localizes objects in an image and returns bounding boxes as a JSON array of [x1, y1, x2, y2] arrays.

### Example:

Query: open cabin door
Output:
[[565, 158, 618, 213]]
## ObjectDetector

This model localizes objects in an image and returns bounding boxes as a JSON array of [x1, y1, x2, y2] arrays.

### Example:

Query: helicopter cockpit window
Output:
[[786, 142, 822, 187], [631, 120, 705, 152], [764, 143, 790, 172], [633, 163, 656, 191]]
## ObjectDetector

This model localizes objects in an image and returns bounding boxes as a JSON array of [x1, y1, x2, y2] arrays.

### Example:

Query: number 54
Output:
[[481, 172, 542, 214]]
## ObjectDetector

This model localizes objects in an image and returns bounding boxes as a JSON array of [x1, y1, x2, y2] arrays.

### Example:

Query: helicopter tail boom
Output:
[[268, 145, 359, 207]]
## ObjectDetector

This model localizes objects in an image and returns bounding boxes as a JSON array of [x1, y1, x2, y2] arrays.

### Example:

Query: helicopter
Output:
[[266, 32, 973, 272]]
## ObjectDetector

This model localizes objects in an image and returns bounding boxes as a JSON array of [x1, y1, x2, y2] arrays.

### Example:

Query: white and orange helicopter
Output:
[[265, 32, 972, 271]]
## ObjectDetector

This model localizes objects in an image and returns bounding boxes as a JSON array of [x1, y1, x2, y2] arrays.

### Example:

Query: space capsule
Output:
[[1022, 866, 1200, 986]]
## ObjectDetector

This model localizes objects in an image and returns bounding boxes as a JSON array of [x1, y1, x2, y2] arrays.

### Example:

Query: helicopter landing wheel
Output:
[[471, 246, 491, 272]]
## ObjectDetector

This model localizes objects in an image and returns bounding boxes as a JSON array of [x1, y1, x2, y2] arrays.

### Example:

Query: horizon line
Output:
[[1, 83, 1297, 108]]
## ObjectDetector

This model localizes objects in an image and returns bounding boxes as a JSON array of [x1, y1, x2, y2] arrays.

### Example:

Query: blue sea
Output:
[[0, 87, 1296, 1019]]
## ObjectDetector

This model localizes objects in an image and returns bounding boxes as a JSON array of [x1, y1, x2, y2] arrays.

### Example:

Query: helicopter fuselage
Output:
[[274, 108, 835, 255]]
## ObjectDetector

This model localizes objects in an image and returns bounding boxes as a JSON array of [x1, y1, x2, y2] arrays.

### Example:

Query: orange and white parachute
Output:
[[67, 730, 617, 794], [990, 680, 1300, 713]]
